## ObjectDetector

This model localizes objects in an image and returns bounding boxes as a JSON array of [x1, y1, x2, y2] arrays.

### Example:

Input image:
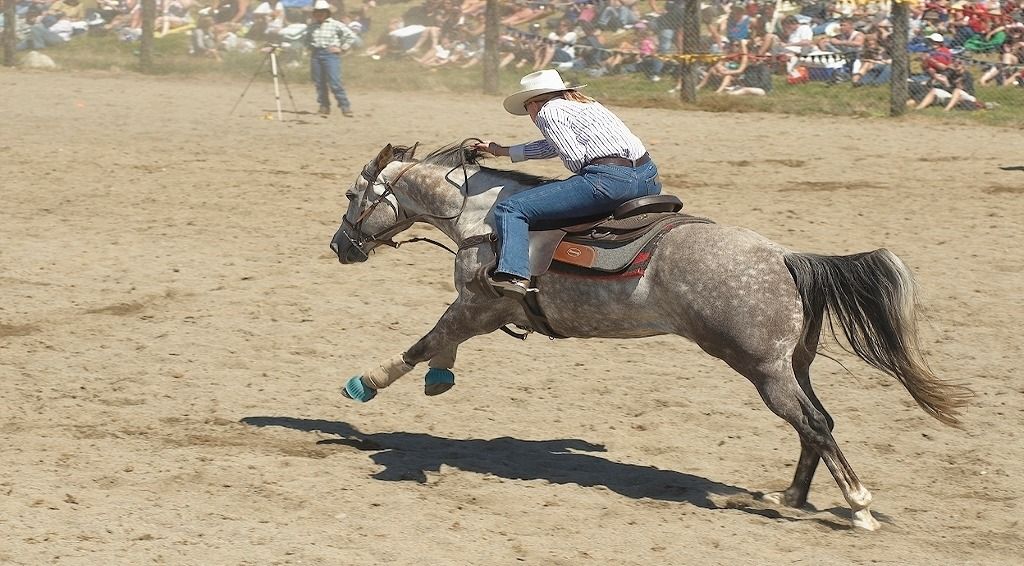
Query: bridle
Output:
[[335, 140, 533, 341], [337, 139, 482, 260]]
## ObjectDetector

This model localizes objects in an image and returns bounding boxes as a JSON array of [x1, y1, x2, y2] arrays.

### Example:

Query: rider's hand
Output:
[[474, 141, 505, 156]]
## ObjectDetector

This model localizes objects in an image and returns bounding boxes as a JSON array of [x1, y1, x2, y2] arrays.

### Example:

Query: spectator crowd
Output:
[[3, 0, 1022, 103]]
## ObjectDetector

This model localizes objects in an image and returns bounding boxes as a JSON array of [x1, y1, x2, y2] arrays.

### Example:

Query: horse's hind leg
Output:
[[745, 361, 880, 531], [762, 353, 833, 509]]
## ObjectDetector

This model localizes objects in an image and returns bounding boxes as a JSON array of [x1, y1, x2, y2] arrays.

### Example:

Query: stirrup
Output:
[[490, 278, 531, 298]]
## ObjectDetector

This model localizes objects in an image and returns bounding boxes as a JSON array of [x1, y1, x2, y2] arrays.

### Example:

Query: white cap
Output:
[[313, 0, 333, 11], [927, 32, 944, 42], [253, 2, 272, 15]]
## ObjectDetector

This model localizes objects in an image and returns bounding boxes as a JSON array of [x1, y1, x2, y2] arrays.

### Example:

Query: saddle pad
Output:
[[551, 218, 693, 276], [553, 236, 650, 272]]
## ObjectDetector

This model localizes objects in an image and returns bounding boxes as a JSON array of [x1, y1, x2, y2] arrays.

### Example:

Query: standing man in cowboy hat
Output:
[[474, 69, 661, 297], [307, 0, 358, 117]]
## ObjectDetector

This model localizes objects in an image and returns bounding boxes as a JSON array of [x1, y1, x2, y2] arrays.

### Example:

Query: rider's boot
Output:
[[488, 272, 530, 298]]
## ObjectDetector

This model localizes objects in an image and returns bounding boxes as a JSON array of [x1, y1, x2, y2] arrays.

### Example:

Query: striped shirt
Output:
[[307, 18, 357, 50], [508, 98, 647, 174]]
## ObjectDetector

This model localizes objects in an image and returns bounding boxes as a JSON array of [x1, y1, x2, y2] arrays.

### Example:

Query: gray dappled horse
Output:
[[330, 143, 971, 531]]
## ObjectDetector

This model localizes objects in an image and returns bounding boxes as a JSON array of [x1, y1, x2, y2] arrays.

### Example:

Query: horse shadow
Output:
[[241, 416, 861, 529]]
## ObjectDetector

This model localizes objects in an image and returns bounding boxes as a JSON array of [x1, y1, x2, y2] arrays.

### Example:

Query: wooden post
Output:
[[139, 0, 155, 71], [679, 0, 701, 102], [3, 0, 16, 67], [482, 0, 499, 95], [890, 2, 910, 116]]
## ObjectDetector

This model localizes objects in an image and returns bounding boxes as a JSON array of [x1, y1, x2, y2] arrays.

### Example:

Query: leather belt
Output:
[[586, 152, 651, 168]]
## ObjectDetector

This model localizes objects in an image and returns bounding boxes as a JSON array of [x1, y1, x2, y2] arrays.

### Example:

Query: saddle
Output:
[[498, 194, 718, 278], [466, 195, 713, 339], [542, 195, 697, 273]]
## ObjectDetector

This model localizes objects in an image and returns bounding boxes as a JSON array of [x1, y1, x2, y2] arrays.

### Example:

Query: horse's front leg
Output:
[[342, 297, 513, 402], [423, 344, 458, 397]]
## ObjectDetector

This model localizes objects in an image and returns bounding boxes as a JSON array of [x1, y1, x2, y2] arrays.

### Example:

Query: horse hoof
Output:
[[424, 368, 455, 396], [343, 376, 377, 403], [852, 509, 881, 531], [761, 491, 786, 506], [761, 490, 805, 508]]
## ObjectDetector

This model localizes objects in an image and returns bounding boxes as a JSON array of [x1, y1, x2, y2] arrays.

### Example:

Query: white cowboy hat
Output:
[[502, 70, 585, 116], [312, 0, 333, 11]]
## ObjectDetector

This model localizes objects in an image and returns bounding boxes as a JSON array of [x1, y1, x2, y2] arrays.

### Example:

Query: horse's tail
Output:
[[784, 249, 972, 427]]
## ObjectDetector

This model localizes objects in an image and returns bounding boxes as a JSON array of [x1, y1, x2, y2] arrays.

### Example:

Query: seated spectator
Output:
[[213, 0, 250, 28], [759, 14, 814, 77], [16, 6, 66, 50], [190, 15, 222, 61], [498, 29, 540, 69], [962, 16, 1007, 52], [156, 0, 193, 33], [727, 54, 773, 96], [502, 1, 551, 27], [255, 1, 287, 36], [724, 3, 752, 44], [96, 0, 131, 30], [565, 0, 597, 26], [534, 17, 577, 70], [818, 18, 864, 57], [46, 11, 84, 41], [247, 2, 280, 42], [920, 32, 953, 84], [403, 24, 442, 56], [390, 21, 429, 54], [454, 24, 485, 68], [416, 34, 457, 66], [979, 58, 1024, 85], [694, 39, 750, 93], [46, 0, 85, 23], [646, 0, 687, 81], [604, 20, 656, 75], [715, 38, 771, 95], [572, 20, 609, 75], [597, 0, 639, 31], [911, 58, 984, 110], [361, 17, 404, 58], [701, 0, 727, 51], [852, 33, 891, 86], [979, 23, 1024, 85]]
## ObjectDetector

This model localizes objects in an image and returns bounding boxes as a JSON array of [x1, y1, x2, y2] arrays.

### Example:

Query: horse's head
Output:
[[331, 143, 418, 263]]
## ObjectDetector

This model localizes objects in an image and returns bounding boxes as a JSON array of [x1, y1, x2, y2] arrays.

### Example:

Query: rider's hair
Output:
[[561, 90, 594, 104]]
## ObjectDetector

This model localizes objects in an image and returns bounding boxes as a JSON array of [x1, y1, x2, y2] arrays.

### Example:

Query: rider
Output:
[[475, 69, 662, 297]]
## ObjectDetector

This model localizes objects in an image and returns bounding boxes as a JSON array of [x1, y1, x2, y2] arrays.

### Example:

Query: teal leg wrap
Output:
[[344, 376, 377, 403], [423, 368, 455, 396]]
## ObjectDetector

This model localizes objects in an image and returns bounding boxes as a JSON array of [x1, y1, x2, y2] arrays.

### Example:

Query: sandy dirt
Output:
[[1, 69, 1022, 565]]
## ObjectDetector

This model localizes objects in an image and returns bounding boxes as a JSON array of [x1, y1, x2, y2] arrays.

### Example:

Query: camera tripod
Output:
[[230, 44, 298, 121]]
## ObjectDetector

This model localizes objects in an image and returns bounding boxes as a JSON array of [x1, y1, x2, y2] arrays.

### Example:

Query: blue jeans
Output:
[[16, 23, 63, 51], [859, 64, 891, 86], [310, 48, 351, 111], [494, 159, 662, 279]]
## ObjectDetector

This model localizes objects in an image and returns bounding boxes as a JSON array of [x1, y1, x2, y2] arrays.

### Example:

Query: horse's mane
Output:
[[417, 142, 551, 187]]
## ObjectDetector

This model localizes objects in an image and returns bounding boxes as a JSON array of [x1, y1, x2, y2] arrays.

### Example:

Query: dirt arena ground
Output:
[[2, 69, 1022, 565]]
